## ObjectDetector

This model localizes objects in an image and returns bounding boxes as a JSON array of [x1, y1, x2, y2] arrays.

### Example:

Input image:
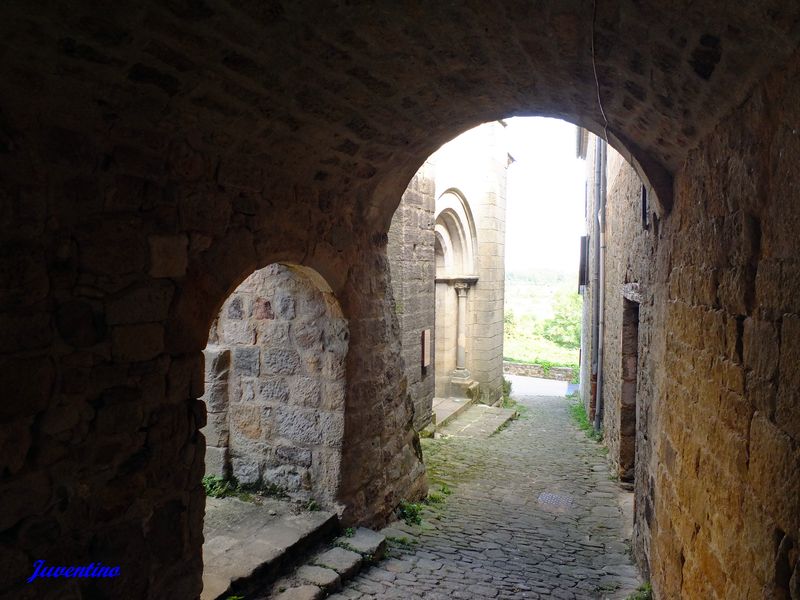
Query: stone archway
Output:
[[202, 263, 348, 510], [435, 190, 478, 277], [1, 2, 799, 598]]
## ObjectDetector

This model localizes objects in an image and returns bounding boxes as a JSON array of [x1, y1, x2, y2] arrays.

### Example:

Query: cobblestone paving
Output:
[[331, 390, 641, 599]]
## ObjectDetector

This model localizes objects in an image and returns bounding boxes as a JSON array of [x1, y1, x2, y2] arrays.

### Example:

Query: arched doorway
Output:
[[434, 190, 478, 398], [1, 3, 799, 598], [202, 263, 348, 510]]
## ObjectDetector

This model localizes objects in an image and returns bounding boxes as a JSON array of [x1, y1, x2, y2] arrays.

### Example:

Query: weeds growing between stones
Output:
[[625, 582, 653, 600], [567, 392, 603, 442], [202, 475, 290, 503], [397, 500, 423, 525]]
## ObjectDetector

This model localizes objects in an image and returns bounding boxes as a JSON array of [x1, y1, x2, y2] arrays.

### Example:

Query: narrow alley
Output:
[[329, 376, 641, 600]]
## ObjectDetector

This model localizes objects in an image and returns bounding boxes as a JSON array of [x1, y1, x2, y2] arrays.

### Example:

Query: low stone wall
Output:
[[503, 361, 575, 382]]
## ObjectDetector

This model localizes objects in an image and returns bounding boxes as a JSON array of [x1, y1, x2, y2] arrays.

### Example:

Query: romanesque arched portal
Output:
[[434, 190, 478, 398]]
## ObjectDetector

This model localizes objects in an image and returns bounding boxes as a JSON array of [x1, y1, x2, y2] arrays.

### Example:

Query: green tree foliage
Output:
[[504, 274, 581, 368], [537, 290, 581, 349]]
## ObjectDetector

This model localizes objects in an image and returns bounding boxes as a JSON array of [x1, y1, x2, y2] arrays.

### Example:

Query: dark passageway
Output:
[[1, 2, 799, 598]]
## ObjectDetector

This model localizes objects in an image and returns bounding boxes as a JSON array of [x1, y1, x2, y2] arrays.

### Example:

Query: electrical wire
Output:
[[591, 0, 610, 145]]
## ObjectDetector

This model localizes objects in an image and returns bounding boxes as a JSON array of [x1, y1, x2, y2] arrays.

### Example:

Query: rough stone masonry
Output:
[[582, 49, 800, 596], [203, 263, 348, 510], [0, 1, 799, 598]]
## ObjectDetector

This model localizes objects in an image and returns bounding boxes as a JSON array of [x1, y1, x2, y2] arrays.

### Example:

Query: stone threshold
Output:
[[437, 404, 518, 439], [202, 496, 339, 600], [431, 396, 477, 430]]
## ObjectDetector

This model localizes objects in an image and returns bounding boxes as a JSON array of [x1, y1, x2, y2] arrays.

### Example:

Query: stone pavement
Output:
[[329, 382, 641, 599]]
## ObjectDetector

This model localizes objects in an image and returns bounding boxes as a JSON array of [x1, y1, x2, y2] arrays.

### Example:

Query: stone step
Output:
[[295, 564, 341, 591], [431, 396, 476, 430], [201, 496, 339, 600], [438, 404, 518, 438], [272, 584, 325, 600], [313, 546, 362, 580], [268, 528, 387, 599], [334, 527, 386, 560]]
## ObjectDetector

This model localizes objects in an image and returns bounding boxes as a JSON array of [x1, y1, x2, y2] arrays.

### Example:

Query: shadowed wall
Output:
[[1, 1, 799, 597]]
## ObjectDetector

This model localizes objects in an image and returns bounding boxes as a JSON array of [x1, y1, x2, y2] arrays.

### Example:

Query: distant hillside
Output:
[[506, 268, 578, 287], [504, 267, 581, 369]]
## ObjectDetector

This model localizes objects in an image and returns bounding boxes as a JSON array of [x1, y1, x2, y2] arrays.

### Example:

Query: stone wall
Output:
[[1, 2, 800, 598], [592, 142, 657, 492], [644, 51, 800, 598], [0, 31, 430, 593], [581, 134, 660, 574], [388, 165, 436, 430], [586, 47, 800, 598], [202, 264, 348, 509], [503, 361, 575, 382]]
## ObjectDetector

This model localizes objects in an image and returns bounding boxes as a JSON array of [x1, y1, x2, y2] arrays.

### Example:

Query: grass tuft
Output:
[[626, 583, 653, 600], [203, 475, 235, 498], [500, 376, 530, 418], [202, 475, 289, 503], [567, 392, 603, 442], [397, 500, 423, 525], [386, 535, 416, 550], [425, 491, 445, 505]]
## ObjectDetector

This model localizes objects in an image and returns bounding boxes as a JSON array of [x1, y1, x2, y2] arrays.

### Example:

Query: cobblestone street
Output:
[[331, 379, 641, 599]]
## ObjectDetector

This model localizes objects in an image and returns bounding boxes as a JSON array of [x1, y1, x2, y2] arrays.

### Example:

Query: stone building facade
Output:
[[389, 122, 509, 429], [386, 163, 436, 430], [580, 133, 661, 577], [581, 67, 800, 596], [580, 135, 657, 486], [1, 3, 799, 598]]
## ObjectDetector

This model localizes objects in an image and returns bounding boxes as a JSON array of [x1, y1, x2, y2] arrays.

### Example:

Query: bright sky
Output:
[[503, 117, 586, 275]]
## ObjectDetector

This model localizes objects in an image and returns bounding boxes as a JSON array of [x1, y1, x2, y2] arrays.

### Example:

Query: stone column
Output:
[[452, 282, 471, 381]]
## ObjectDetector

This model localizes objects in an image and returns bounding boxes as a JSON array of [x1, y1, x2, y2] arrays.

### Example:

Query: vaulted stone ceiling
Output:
[[2, 3, 800, 598], [2, 1, 798, 221]]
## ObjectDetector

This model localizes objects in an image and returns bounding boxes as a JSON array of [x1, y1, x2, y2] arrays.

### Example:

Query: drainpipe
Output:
[[590, 140, 601, 420], [593, 139, 607, 432]]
